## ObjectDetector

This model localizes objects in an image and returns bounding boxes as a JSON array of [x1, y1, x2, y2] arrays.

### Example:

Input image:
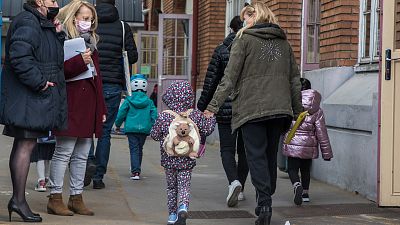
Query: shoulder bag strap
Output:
[[121, 21, 125, 51]]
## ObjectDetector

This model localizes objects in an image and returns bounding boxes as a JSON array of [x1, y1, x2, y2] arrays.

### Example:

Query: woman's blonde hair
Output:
[[237, 2, 278, 38], [57, 0, 99, 43]]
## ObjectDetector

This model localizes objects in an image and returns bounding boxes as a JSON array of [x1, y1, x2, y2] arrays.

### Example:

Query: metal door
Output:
[[137, 31, 158, 96], [158, 14, 193, 110]]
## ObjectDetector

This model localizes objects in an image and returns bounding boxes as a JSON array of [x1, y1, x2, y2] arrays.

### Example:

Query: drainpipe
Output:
[[191, 0, 198, 107], [377, 0, 383, 206]]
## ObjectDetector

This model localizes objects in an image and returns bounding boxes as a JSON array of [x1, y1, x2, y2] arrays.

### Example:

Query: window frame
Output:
[[302, 0, 321, 72], [225, 0, 250, 36], [358, 0, 380, 63]]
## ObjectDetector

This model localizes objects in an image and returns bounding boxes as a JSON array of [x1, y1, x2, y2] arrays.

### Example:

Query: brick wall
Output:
[[320, 0, 359, 67], [197, 0, 227, 87], [262, 0, 303, 64], [144, 0, 161, 31]]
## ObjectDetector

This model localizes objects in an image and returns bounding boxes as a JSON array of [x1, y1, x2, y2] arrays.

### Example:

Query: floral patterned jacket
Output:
[[151, 81, 216, 170]]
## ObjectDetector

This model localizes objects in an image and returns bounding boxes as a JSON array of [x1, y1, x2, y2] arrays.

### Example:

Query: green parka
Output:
[[206, 23, 303, 131]]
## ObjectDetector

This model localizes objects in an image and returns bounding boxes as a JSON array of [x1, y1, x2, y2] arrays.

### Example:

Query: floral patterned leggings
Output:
[[165, 168, 192, 214]]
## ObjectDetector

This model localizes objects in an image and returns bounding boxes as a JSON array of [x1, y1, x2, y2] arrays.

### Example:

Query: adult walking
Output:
[[204, 3, 302, 225], [87, 0, 138, 189], [0, 0, 66, 222], [47, 0, 107, 217], [197, 16, 249, 208]]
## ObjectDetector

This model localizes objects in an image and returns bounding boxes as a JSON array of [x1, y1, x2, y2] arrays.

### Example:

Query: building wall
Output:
[[263, 0, 303, 64], [319, 0, 360, 67], [197, 0, 227, 87]]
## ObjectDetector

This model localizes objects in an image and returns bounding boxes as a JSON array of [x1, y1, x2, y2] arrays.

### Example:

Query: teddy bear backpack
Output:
[[163, 109, 201, 158]]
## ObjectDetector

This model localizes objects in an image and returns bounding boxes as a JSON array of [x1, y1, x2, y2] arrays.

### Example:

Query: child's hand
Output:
[[115, 127, 121, 132], [204, 110, 214, 119]]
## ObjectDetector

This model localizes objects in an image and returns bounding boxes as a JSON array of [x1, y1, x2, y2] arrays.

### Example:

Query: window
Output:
[[302, 0, 321, 71], [225, 0, 250, 36], [359, 0, 381, 63]]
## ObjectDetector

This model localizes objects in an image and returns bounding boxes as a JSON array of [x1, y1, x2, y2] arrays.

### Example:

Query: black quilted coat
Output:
[[197, 33, 236, 124], [0, 4, 67, 131]]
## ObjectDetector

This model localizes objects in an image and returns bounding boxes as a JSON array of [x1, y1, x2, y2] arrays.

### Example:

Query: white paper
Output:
[[64, 38, 93, 82]]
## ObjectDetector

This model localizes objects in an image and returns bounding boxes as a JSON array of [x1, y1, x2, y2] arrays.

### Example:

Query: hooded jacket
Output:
[[114, 91, 157, 134], [197, 32, 235, 124], [150, 81, 216, 170], [206, 24, 303, 131], [0, 4, 67, 131], [283, 89, 333, 159], [96, 3, 138, 85]]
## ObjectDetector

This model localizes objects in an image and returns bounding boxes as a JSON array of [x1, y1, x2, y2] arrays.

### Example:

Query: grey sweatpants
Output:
[[49, 136, 91, 195]]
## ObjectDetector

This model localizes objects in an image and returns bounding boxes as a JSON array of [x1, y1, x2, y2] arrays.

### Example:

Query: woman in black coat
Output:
[[197, 16, 249, 208], [0, 0, 67, 222]]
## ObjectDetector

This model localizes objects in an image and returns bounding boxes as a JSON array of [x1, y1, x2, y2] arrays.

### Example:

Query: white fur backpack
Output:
[[163, 109, 200, 158]]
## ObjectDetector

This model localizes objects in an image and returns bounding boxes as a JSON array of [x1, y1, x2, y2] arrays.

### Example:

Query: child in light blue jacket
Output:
[[115, 74, 158, 180]]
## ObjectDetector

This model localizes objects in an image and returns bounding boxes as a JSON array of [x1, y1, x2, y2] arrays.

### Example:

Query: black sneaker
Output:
[[302, 193, 310, 202], [255, 206, 272, 225], [293, 183, 303, 206], [93, 180, 105, 189]]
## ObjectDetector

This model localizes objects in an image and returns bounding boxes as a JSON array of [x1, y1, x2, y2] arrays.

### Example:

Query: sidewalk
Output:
[[0, 131, 399, 224]]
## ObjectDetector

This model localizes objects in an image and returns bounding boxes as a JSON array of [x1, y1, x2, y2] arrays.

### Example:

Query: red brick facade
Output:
[[197, 0, 227, 87], [320, 0, 360, 67], [263, 0, 303, 64]]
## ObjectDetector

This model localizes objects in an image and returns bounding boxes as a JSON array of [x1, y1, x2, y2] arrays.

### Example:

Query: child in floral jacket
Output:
[[150, 81, 216, 225]]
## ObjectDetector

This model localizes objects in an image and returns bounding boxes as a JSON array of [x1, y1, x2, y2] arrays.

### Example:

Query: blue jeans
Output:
[[91, 83, 123, 181], [127, 133, 147, 173]]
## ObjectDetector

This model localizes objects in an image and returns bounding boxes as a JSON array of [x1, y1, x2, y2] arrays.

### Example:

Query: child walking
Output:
[[31, 134, 55, 192], [115, 74, 158, 180], [283, 78, 333, 206], [151, 81, 216, 225]]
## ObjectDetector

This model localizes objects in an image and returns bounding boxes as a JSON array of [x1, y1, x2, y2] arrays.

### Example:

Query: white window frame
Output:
[[358, 0, 380, 63], [225, 0, 250, 36]]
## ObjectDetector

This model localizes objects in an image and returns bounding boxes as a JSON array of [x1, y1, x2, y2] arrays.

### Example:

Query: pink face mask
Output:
[[76, 20, 92, 33]]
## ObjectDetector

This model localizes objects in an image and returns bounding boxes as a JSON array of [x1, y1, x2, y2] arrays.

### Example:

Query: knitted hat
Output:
[[130, 74, 148, 92]]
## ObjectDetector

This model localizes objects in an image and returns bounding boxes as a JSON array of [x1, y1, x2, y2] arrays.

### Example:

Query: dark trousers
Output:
[[287, 157, 312, 190], [218, 123, 249, 190], [241, 118, 287, 208], [89, 83, 123, 181]]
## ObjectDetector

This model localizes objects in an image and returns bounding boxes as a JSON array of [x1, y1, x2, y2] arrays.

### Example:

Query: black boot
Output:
[[255, 206, 272, 225]]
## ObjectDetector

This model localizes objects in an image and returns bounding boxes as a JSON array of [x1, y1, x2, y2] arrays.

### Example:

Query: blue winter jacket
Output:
[[115, 91, 158, 135]]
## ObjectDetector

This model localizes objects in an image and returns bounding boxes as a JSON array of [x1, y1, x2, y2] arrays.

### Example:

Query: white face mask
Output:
[[243, 20, 247, 28]]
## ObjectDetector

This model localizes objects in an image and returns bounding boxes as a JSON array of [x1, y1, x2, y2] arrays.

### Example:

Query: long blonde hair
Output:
[[57, 0, 99, 43], [237, 2, 278, 38]]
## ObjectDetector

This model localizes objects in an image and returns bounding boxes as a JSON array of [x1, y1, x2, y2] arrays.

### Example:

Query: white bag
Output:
[[121, 21, 132, 96]]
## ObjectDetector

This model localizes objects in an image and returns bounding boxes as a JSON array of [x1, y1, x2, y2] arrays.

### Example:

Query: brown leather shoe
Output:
[[68, 194, 94, 216], [47, 193, 74, 216]]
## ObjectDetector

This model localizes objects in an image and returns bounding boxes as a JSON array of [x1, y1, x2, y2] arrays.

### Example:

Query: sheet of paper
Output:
[[64, 38, 93, 82]]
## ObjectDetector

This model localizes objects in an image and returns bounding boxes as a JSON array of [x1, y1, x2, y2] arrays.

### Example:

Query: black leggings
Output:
[[287, 157, 312, 190]]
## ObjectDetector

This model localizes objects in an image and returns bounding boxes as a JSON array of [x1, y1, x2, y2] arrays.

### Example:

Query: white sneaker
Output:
[[226, 180, 242, 207], [238, 192, 245, 201], [34, 179, 46, 192]]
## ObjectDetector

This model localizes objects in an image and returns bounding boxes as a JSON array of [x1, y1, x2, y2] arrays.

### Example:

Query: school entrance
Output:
[[136, 14, 193, 111]]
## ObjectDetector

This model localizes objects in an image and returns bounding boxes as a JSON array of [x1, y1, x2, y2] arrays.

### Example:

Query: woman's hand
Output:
[[81, 48, 92, 65], [41, 81, 55, 91], [53, 19, 63, 33], [102, 115, 107, 123], [204, 110, 214, 119]]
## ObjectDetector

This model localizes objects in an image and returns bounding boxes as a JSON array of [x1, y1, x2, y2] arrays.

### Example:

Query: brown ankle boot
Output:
[[47, 193, 74, 216], [68, 194, 94, 216]]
